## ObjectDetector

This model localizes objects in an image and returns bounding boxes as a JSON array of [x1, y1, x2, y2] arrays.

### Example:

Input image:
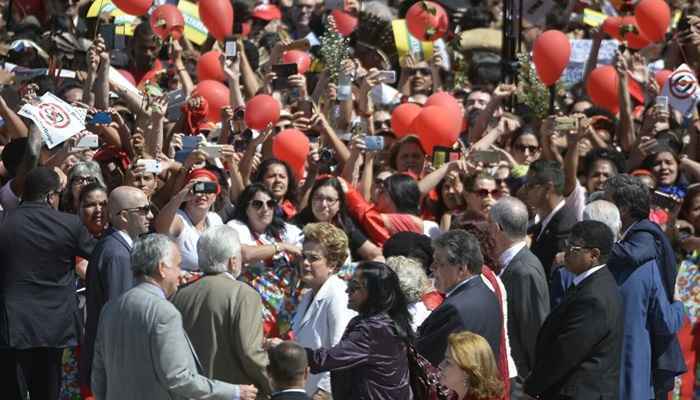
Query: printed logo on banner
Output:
[[18, 93, 86, 149], [661, 64, 700, 119], [37, 103, 71, 129]]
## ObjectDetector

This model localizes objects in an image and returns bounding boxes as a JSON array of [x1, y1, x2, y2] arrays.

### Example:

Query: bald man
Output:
[[80, 186, 154, 393]]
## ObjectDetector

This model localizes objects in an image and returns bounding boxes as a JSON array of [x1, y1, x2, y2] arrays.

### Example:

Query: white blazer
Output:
[[292, 275, 357, 395]]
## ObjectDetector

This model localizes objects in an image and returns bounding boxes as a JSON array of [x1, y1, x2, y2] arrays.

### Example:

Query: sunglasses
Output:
[[72, 176, 97, 185], [410, 67, 431, 77], [121, 204, 155, 215], [373, 120, 391, 131], [250, 199, 277, 210], [514, 144, 539, 153], [471, 189, 502, 199]]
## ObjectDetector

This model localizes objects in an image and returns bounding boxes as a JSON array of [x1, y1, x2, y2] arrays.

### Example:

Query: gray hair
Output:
[[432, 230, 484, 274], [197, 225, 241, 275], [604, 174, 650, 221], [131, 234, 176, 277], [68, 161, 106, 187], [386, 256, 429, 303], [490, 197, 529, 240], [583, 200, 622, 240]]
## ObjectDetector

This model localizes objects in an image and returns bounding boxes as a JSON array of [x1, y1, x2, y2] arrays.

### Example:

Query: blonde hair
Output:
[[303, 222, 349, 270], [447, 331, 504, 400]]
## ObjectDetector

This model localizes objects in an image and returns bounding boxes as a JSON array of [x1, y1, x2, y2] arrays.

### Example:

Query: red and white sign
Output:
[[661, 64, 700, 118], [18, 92, 86, 149]]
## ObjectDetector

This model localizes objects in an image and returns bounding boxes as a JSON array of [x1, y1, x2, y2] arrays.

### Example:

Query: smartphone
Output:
[[192, 181, 218, 194], [75, 134, 100, 149], [166, 89, 187, 121], [295, 99, 314, 118], [336, 71, 353, 101], [285, 38, 311, 52], [554, 116, 578, 132], [224, 37, 237, 59], [175, 136, 203, 163], [233, 138, 249, 152], [98, 24, 117, 51], [656, 96, 669, 111], [87, 111, 113, 126], [432, 147, 449, 169], [137, 159, 163, 174], [651, 190, 678, 211], [364, 136, 385, 152], [376, 70, 397, 84], [200, 144, 223, 159], [471, 150, 502, 164], [272, 63, 298, 91]]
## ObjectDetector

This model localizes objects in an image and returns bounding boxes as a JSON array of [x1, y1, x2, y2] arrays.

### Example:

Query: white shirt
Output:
[[175, 210, 223, 271], [408, 301, 431, 332], [116, 230, 134, 249], [537, 199, 566, 240], [573, 264, 606, 287], [445, 275, 478, 298], [497, 241, 527, 276]]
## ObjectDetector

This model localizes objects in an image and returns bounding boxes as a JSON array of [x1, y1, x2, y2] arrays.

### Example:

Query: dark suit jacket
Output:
[[529, 204, 578, 279], [524, 267, 623, 400], [270, 390, 310, 400], [0, 201, 95, 349], [500, 247, 550, 379], [416, 277, 502, 367], [80, 228, 133, 388]]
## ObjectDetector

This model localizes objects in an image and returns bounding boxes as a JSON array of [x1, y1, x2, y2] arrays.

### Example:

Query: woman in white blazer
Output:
[[292, 223, 357, 399]]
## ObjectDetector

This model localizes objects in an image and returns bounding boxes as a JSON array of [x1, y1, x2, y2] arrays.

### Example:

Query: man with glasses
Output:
[[81, 186, 154, 396], [0, 167, 96, 400], [524, 221, 623, 400]]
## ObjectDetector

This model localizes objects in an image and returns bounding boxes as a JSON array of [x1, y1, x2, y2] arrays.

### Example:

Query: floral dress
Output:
[[673, 250, 700, 399]]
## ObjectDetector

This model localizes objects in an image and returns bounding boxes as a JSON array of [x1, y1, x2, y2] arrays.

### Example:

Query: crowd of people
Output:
[[0, 0, 700, 399]]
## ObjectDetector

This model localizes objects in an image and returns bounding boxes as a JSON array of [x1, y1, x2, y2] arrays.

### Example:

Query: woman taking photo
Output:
[[227, 183, 303, 338], [440, 331, 504, 400], [304, 261, 413, 400], [62, 161, 106, 214], [294, 176, 382, 261], [154, 168, 223, 271], [293, 223, 357, 399]]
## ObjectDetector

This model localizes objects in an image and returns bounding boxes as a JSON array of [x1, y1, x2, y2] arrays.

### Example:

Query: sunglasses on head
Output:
[[250, 199, 277, 210]]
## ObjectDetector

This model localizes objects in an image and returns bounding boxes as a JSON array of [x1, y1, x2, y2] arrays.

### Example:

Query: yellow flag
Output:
[[178, 0, 209, 46], [583, 8, 607, 27], [392, 19, 434, 63]]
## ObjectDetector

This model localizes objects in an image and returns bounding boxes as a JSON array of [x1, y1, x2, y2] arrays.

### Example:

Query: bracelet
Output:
[[272, 243, 280, 255]]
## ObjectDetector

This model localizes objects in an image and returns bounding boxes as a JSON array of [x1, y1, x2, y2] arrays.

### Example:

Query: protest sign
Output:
[[562, 39, 618, 86], [661, 64, 700, 118], [18, 93, 86, 149]]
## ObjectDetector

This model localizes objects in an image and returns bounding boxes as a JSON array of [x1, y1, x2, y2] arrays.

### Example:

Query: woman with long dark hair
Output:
[[253, 158, 299, 220], [304, 261, 413, 399]]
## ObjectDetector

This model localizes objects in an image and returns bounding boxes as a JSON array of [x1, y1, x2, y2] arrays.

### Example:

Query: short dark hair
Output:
[[569, 220, 614, 264], [383, 232, 434, 273], [583, 148, 626, 178], [78, 182, 108, 206], [528, 159, 565, 195], [267, 341, 308, 388], [604, 174, 650, 221], [23, 167, 60, 202], [385, 174, 420, 215], [432, 229, 484, 274], [1, 138, 28, 177]]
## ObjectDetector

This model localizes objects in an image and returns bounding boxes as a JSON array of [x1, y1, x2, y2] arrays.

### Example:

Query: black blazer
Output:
[[271, 390, 311, 400], [80, 228, 133, 387], [0, 201, 95, 349], [529, 204, 578, 279], [524, 266, 623, 400], [416, 277, 502, 367], [500, 247, 550, 379]]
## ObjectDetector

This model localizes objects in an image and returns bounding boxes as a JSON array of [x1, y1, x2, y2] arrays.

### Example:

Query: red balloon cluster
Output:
[[330, 10, 358, 36], [532, 30, 571, 86], [197, 51, 225, 82], [199, 0, 234, 41], [273, 129, 310, 179], [113, 0, 152, 16], [635, 0, 671, 43], [193, 80, 230, 123], [150, 4, 184, 40], [391, 103, 422, 137], [245, 95, 281, 130], [390, 92, 463, 153], [405, 1, 449, 42], [282, 50, 311, 75], [586, 66, 620, 114]]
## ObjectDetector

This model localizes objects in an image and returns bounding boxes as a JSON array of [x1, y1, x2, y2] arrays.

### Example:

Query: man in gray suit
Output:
[[490, 197, 550, 399], [91, 234, 258, 400], [173, 225, 272, 398]]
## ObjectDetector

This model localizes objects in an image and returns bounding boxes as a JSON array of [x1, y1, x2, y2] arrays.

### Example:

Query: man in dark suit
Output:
[[80, 186, 154, 393], [520, 160, 579, 277], [417, 230, 502, 367], [525, 220, 623, 400], [268, 341, 311, 400], [490, 197, 550, 397], [0, 167, 96, 400]]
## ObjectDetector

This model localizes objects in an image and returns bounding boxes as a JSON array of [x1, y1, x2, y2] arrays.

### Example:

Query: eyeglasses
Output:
[[513, 144, 539, 153], [373, 120, 391, 131], [250, 199, 277, 210], [410, 67, 431, 77], [312, 195, 339, 205], [347, 280, 364, 293], [72, 176, 97, 186], [471, 189, 502, 199], [121, 204, 155, 215], [564, 240, 594, 254]]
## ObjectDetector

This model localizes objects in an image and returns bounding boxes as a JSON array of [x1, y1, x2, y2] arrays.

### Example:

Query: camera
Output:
[[319, 148, 336, 164], [192, 182, 218, 194]]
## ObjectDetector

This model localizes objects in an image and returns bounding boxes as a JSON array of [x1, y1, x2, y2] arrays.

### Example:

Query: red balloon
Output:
[[405, 1, 449, 42], [113, 0, 152, 16], [635, 0, 671, 43], [282, 50, 311, 75], [150, 4, 184, 40], [330, 10, 358, 37], [193, 80, 230, 123], [425, 92, 462, 121], [620, 16, 651, 49], [245, 95, 281, 130], [586, 66, 620, 114], [411, 106, 460, 154], [197, 51, 225, 82], [199, 0, 234, 41], [602, 17, 623, 40], [655, 69, 672, 89], [273, 129, 310, 179], [391, 103, 422, 137], [533, 30, 571, 86]]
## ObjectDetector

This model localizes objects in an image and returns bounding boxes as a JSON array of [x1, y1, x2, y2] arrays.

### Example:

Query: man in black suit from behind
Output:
[[417, 230, 502, 367], [268, 341, 311, 400], [524, 220, 623, 400]]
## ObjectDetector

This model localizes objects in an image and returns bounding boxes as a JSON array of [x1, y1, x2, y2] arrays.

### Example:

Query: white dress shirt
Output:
[[572, 264, 606, 287], [116, 230, 134, 249], [497, 241, 527, 277]]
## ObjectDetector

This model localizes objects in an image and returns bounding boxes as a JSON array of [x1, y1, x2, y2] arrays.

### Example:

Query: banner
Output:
[[392, 19, 449, 69], [561, 39, 618, 86], [18, 93, 86, 149], [178, 0, 209, 46], [661, 64, 700, 118]]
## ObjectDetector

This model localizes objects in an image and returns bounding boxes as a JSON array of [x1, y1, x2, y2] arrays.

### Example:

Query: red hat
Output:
[[186, 168, 221, 194], [252, 4, 282, 21]]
